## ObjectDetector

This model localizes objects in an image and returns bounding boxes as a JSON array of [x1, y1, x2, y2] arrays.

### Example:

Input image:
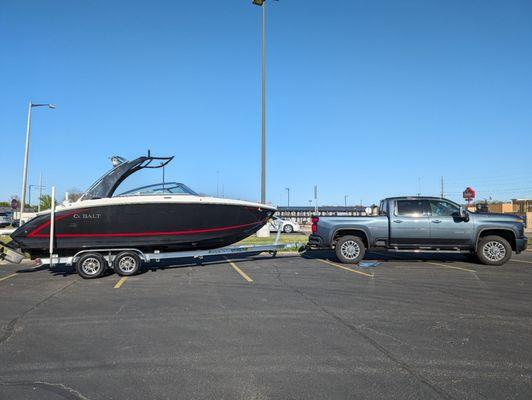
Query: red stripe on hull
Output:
[[29, 220, 264, 238]]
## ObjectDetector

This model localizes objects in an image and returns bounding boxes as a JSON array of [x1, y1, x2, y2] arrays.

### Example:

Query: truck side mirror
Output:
[[459, 206, 469, 221]]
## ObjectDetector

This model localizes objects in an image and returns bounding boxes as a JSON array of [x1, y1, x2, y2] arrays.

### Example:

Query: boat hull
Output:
[[11, 202, 274, 258]]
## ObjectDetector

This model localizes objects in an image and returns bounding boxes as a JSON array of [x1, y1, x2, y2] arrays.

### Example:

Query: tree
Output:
[[67, 188, 83, 202], [40, 195, 57, 211]]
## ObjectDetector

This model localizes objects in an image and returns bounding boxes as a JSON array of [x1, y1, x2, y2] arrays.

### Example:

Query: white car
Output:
[[269, 217, 300, 234]]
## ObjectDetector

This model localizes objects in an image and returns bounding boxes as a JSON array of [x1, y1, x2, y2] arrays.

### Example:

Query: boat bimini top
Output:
[[79, 154, 175, 201]]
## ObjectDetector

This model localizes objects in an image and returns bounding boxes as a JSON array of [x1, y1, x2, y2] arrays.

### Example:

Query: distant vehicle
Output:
[[0, 213, 11, 228], [269, 217, 300, 234], [308, 196, 528, 266]]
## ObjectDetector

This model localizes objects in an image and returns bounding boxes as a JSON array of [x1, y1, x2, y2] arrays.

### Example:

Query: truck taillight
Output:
[[311, 216, 319, 233]]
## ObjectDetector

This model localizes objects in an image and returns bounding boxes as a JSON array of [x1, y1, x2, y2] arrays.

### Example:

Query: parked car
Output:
[[269, 217, 300, 234], [0, 213, 12, 228], [308, 196, 527, 266]]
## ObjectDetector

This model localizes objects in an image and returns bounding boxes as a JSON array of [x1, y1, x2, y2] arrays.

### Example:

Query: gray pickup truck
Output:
[[308, 196, 527, 266]]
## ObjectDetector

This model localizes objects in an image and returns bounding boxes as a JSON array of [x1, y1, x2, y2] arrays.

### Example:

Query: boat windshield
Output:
[[117, 182, 198, 197]]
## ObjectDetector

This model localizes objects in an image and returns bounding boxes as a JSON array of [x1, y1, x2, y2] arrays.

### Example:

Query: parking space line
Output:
[[114, 277, 128, 289], [427, 262, 474, 272], [317, 259, 374, 278], [226, 259, 253, 282], [511, 259, 532, 265], [0, 273, 18, 282]]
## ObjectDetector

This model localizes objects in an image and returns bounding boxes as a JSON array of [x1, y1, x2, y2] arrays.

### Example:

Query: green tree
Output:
[[39, 195, 57, 211]]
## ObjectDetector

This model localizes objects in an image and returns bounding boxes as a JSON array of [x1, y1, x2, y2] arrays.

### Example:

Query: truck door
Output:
[[390, 199, 431, 247], [428, 199, 474, 248]]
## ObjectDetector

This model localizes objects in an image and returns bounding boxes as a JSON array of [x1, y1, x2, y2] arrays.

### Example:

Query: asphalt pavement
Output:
[[1, 250, 531, 399]]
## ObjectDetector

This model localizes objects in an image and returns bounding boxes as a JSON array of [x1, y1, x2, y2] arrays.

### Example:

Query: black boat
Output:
[[7, 155, 276, 258]]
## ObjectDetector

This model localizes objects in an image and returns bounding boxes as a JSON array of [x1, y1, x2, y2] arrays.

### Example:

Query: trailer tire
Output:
[[114, 251, 141, 276], [335, 235, 366, 264], [76, 253, 107, 279]]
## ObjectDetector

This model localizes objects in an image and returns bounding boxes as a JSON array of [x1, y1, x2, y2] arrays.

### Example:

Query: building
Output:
[[276, 206, 368, 225], [484, 199, 531, 231]]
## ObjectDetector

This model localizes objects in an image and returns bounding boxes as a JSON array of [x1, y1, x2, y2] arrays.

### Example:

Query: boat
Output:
[[5, 154, 276, 259]]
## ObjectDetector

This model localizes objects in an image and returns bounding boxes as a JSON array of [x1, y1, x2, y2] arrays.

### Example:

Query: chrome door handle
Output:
[[393, 220, 403, 223], [432, 220, 442, 224]]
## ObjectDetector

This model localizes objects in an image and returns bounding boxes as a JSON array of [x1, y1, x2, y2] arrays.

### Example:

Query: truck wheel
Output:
[[76, 253, 107, 279], [335, 235, 366, 264], [114, 251, 141, 276], [476, 235, 512, 266], [283, 224, 294, 234]]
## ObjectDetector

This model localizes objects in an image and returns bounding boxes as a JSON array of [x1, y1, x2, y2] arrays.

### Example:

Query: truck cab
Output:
[[308, 196, 527, 266]]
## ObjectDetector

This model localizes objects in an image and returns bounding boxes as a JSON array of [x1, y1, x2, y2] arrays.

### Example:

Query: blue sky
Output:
[[1, 0, 531, 206]]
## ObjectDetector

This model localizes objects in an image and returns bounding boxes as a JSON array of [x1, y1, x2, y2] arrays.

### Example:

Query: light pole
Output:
[[252, 0, 269, 204], [285, 187, 290, 207], [344, 195, 348, 209], [20, 101, 55, 216]]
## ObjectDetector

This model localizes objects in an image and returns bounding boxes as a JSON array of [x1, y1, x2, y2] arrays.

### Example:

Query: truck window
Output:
[[395, 200, 429, 217], [379, 201, 388, 215], [429, 200, 460, 217]]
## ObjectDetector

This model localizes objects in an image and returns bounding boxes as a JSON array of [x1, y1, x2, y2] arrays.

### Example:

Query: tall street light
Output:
[[20, 100, 55, 215], [285, 187, 290, 207], [344, 195, 348, 209], [252, 0, 269, 204]]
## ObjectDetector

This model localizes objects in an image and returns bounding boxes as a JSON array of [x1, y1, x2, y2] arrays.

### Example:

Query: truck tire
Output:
[[114, 251, 141, 276], [76, 253, 107, 279], [335, 235, 366, 264], [476, 235, 512, 266]]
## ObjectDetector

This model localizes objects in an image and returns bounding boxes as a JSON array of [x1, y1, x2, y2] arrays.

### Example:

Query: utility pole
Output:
[[314, 185, 318, 213], [38, 173, 43, 212], [216, 170, 220, 197], [344, 195, 348, 209], [285, 187, 290, 207], [440, 176, 444, 198]]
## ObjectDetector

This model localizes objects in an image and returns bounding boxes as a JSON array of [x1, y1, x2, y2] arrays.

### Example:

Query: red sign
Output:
[[11, 198, 19, 210], [463, 187, 476, 200]]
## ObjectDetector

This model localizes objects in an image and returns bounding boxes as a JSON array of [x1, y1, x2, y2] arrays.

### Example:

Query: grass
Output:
[[237, 233, 308, 250], [0, 235, 11, 244]]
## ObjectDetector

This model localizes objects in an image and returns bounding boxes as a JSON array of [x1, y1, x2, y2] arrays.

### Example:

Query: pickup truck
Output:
[[308, 196, 528, 266]]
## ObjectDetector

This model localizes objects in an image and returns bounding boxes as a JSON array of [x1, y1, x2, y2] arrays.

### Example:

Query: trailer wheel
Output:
[[335, 235, 366, 264], [76, 253, 107, 279], [114, 251, 141, 276]]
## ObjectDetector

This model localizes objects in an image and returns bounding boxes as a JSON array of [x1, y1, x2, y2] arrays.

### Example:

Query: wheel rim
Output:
[[285, 225, 293, 233], [482, 241, 506, 262], [81, 257, 102, 275], [340, 240, 360, 260], [118, 256, 137, 273]]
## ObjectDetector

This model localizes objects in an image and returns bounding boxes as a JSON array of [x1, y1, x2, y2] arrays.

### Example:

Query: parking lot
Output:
[[1, 249, 531, 400]]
